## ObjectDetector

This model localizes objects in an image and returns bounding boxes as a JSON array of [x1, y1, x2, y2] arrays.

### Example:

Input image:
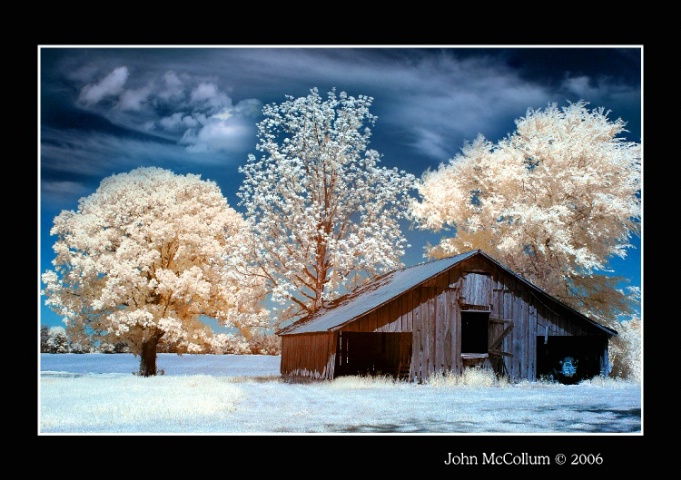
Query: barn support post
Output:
[[413, 287, 423, 383], [450, 286, 462, 375]]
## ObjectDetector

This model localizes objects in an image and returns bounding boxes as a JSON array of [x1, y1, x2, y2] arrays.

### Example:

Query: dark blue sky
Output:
[[39, 46, 642, 328]]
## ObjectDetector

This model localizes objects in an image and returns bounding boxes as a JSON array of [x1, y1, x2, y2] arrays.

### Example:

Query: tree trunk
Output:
[[139, 336, 160, 377]]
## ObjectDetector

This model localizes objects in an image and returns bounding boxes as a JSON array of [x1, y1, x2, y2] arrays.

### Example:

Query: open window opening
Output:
[[461, 311, 489, 354]]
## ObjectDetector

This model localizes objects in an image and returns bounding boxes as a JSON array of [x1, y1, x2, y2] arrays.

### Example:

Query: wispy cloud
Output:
[[559, 73, 641, 124], [158, 112, 200, 131], [40, 180, 91, 206], [59, 48, 639, 166], [352, 53, 552, 162], [561, 75, 601, 99], [40, 127, 233, 181], [78, 66, 129, 106]]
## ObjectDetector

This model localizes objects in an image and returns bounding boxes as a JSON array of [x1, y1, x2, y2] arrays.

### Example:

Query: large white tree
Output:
[[410, 101, 641, 325], [42, 167, 268, 375], [238, 88, 415, 323]]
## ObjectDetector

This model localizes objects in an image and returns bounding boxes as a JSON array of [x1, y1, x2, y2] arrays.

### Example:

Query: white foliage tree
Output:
[[211, 333, 252, 355], [41, 167, 268, 375], [609, 315, 642, 381], [410, 101, 641, 326], [238, 88, 415, 323], [47, 326, 69, 354]]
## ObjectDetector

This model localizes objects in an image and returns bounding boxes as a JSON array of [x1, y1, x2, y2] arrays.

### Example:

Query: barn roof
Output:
[[277, 249, 617, 337]]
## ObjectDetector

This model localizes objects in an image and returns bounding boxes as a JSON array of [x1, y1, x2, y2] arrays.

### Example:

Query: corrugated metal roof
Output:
[[278, 250, 479, 335]]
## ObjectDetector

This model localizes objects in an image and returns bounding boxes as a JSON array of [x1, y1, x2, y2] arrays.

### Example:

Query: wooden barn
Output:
[[277, 250, 617, 383]]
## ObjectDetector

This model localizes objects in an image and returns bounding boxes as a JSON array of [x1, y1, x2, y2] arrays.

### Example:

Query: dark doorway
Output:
[[536, 336, 608, 384], [336, 332, 412, 379], [461, 311, 489, 354]]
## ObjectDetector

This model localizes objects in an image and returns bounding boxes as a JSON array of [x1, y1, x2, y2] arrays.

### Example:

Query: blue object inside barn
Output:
[[560, 356, 577, 377]]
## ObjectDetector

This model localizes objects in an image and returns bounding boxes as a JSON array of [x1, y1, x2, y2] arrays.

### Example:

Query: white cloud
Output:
[[408, 127, 454, 161], [209, 99, 261, 123], [190, 82, 231, 112], [212, 110, 232, 121], [72, 66, 260, 154], [175, 98, 262, 154], [562, 75, 600, 99], [159, 113, 184, 130], [180, 117, 252, 153], [79, 66, 129, 106], [118, 84, 153, 111], [159, 112, 201, 131], [191, 82, 219, 102], [182, 115, 199, 128], [234, 99, 262, 117], [159, 71, 185, 102]]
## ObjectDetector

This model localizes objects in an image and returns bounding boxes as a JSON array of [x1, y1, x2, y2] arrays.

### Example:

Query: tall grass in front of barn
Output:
[[328, 367, 513, 388], [425, 368, 508, 387], [327, 368, 635, 389]]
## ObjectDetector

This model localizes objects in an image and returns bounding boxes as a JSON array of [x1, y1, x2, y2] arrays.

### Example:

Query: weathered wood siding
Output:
[[280, 333, 336, 379], [461, 272, 492, 307], [479, 258, 607, 381], [281, 253, 611, 382], [339, 269, 462, 382]]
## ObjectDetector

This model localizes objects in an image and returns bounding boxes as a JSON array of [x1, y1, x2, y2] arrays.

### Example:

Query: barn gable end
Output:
[[278, 250, 616, 383]]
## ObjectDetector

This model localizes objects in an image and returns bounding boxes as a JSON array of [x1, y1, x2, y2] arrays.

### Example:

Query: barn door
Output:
[[488, 315, 513, 377], [335, 332, 413, 379]]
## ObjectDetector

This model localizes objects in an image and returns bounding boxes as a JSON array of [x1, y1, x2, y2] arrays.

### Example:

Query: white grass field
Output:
[[39, 353, 641, 435]]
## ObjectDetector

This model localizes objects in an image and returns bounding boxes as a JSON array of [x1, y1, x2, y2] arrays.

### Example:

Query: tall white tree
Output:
[[41, 167, 268, 375], [410, 101, 641, 325], [238, 88, 415, 323]]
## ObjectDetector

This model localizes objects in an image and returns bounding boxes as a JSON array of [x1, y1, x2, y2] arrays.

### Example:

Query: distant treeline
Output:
[[40, 325, 281, 355]]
